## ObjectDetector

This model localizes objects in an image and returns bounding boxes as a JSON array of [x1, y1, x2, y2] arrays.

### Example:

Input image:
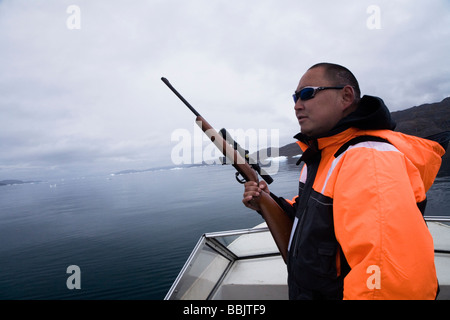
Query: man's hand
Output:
[[242, 181, 270, 211]]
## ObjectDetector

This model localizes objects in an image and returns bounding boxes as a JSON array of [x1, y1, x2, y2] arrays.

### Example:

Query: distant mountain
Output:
[[0, 179, 24, 186], [112, 163, 208, 176], [0, 179, 41, 186], [391, 97, 450, 137], [259, 97, 450, 175]]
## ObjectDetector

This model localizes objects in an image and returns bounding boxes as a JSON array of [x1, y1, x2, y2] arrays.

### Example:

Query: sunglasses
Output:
[[293, 86, 345, 103]]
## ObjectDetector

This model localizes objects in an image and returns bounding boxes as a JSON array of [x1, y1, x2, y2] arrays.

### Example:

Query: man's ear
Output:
[[341, 85, 356, 113]]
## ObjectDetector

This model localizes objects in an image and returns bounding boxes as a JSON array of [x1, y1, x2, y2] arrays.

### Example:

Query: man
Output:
[[243, 63, 445, 299]]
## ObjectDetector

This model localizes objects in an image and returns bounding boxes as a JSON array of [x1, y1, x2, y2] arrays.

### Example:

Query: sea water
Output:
[[0, 161, 448, 299]]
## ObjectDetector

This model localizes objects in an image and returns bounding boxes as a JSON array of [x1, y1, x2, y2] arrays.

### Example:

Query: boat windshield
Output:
[[165, 226, 280, 300]]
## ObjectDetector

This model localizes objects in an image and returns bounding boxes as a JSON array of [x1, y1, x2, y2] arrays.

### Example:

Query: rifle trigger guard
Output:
[[235, 172, 246, 184]]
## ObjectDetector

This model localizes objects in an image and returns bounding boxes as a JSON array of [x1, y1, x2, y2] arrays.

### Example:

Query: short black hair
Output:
[[309, 62, 361, 104]]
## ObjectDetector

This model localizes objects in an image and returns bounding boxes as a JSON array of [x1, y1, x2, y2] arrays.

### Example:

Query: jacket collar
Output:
[[295, 128, 360, 153]]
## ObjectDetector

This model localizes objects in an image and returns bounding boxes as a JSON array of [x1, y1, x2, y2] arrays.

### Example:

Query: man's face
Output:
[[294, 67, 344, 137]]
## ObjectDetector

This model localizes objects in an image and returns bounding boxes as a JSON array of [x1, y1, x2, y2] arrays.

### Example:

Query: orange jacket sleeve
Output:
[[332, 146, 437, 299]]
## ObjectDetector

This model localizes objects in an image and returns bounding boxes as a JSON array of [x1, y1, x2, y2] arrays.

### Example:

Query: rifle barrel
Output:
[[161, 77, 201, 117]]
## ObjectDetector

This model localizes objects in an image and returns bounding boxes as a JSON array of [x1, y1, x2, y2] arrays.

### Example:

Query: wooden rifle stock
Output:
[[162, 77, 292, 262]]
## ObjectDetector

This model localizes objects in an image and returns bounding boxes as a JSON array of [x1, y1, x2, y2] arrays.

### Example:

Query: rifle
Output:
[[161, 77, 292, 262], [218, 128, 274, 185]]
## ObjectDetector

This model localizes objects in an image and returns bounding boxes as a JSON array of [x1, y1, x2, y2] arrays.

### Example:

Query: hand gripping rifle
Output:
[[161, 77, 292, 262]]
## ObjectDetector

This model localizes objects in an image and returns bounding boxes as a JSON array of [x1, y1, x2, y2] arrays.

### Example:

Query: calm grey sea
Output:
[[0, 160, 448, 299]]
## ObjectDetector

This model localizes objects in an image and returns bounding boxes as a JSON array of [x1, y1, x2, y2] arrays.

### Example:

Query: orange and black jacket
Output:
[[272, 96, 445, 300]]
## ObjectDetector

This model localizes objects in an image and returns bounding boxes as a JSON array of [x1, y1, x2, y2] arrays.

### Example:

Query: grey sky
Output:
[[1, 0, 449, 180]]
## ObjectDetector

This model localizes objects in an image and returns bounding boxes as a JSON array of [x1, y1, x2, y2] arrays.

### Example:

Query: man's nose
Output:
[[294, 100, 304, 110]]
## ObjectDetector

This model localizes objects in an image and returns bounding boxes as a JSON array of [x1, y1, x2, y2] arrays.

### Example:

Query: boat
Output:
[[165, 216, 450, 300]]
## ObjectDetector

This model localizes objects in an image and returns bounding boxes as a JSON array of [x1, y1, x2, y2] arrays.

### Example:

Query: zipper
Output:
[[291, 205, 308, 258], [290, 150, 321, 259]]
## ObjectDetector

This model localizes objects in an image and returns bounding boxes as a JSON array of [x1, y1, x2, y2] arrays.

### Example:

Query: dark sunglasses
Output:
[[293, 86, 345, 103]]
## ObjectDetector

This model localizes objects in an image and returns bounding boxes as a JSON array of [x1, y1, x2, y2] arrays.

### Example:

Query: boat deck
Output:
[[165, 219, 450, 300], [211, 255, 288, 299]]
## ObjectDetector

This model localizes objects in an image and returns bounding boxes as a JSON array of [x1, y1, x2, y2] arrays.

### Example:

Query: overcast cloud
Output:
[[1, 0, 449, 180]]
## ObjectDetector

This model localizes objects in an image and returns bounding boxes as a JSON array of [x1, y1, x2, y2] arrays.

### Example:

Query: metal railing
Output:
[[425, 216, 450, 223]]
